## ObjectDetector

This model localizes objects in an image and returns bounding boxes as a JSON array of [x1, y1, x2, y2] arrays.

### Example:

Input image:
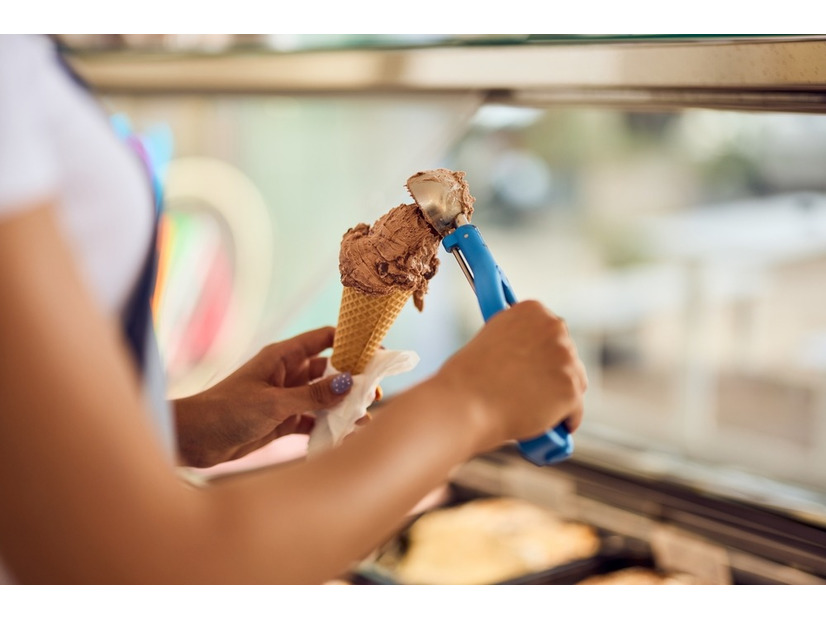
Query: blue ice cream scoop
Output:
[[406, 170, 574, 466]]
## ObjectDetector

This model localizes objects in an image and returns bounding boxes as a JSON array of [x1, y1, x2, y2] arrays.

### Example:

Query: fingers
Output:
[[530, 300, 587, 395], [574, 357, 588, 393], [235, 414, 317, 457], [275, 371, 353, 414], [282, 356, 330, 387], [562, 394, 585, 434], [307, 356, 328, 382], [557, 320, 586, 434], [257, 327, 335, 364], [514, 299, 588, 435], [287, 326, 336, 357], [257, 327, 336, 386], [558, 333, 588, 394], [277, 413, 316, 436]]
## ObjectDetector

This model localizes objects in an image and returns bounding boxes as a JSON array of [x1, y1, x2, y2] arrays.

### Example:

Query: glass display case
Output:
[[66, 35, 826, 583]]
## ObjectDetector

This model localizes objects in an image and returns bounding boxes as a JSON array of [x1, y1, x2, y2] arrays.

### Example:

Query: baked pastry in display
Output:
[[389, 496, 600, 585], [578, 566, 699, 585]]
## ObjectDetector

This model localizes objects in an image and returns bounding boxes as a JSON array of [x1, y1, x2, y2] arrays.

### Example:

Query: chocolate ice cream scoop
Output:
[[339, 202, 441, 311], [405, 168, 475, 235]]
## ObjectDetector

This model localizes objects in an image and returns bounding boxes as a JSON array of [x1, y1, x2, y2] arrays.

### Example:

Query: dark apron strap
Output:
[[53, 36, 161, 371], [121, 136, 161, 370]]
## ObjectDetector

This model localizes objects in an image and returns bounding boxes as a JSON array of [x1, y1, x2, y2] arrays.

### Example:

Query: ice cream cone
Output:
[[331, 286, 411, 374]]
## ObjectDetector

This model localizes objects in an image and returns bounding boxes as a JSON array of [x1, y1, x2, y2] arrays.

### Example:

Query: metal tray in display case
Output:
[[351, 484, 655, 586]]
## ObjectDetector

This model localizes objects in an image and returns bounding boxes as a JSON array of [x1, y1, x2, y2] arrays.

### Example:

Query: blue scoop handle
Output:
[[443, 224, 574, 466]]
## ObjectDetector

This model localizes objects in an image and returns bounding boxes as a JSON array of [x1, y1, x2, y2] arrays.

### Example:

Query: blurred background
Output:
[[63, 34, 826, 518]]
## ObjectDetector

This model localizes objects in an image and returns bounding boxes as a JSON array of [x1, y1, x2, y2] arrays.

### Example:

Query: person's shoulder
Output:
[[0, 35, 62, 102], [0, 34, 49, 52], [0, 34, 54, 71]]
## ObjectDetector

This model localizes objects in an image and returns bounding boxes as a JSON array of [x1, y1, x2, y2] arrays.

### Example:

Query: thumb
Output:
[[278, 371, 353, 412]]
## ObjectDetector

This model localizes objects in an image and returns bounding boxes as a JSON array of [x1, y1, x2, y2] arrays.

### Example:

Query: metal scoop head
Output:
[[406, 171, 471, 237]]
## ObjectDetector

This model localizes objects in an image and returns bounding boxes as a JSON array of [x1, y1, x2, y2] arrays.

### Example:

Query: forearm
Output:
[[204, 374, 490, 583], [12, 379, 485, 584]]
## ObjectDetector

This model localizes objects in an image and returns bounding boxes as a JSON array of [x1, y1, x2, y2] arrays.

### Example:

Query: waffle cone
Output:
[[331, 287, 411, 374]]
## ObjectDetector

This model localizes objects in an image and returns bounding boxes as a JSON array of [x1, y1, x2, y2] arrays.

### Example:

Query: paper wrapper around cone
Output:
[[330, 287, 411, 374], [307, 348, 419, 454]]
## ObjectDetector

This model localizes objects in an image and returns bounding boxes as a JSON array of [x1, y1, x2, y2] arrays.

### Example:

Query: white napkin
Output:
[[307, 349, 419, 456]]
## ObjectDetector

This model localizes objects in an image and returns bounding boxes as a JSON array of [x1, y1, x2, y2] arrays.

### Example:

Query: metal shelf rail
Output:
[[68, 36, 826, 112]]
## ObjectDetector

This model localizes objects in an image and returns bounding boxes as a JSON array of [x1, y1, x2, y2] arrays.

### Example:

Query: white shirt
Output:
[[0, 34, 153, 315], [0, 34, 173, 583]]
